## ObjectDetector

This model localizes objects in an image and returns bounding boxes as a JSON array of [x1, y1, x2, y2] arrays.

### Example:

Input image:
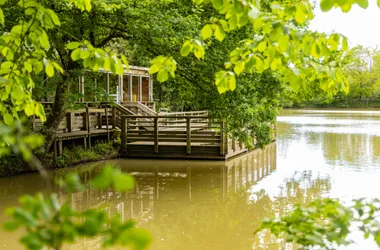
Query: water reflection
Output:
[[50, 144, 328, 250], [3, 109, 380, 249], [278, 110, 380, 169]]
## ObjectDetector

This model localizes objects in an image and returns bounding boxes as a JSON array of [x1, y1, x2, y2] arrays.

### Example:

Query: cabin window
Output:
[[123, 74, 130, 102], [132, 76, 139, 102], [141, 77, 149, 102]]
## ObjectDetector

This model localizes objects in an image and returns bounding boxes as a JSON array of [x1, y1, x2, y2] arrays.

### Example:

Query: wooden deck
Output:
[[33, 102, 276, 161], [120, 115, 276, 160]]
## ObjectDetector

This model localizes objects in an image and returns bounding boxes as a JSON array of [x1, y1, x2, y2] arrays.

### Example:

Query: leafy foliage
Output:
[[256, 198, 380, 249], [150, 0, 350, 96], [3, 166, 151, 250]]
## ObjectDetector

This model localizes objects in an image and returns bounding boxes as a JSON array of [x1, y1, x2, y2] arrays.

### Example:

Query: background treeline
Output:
[[282, 45, 380, 108]]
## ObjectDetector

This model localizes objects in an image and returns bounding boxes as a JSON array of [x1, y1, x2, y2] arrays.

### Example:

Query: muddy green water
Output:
[[1, 109, 380, 249]]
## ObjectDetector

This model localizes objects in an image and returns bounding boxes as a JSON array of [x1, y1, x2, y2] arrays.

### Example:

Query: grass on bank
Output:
[[0, 142, 120, 177]]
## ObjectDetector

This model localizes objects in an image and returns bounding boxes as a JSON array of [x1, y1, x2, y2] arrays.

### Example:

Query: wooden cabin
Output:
[[77, 66, 154, 107]]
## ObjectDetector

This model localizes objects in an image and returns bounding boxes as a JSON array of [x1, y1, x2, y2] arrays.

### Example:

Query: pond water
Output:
[[1, 109, 380, 249]]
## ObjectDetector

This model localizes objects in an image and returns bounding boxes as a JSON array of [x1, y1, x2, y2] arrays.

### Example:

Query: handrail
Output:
[[121, 101, 157, 116], [159, 110, 209, 116], [115, 103, 135, 115], [122, 115, 210, 119]]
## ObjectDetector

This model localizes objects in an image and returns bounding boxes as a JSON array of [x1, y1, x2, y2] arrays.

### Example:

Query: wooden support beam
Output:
[[67, 113, 72, 132], [121, 117, 126, 154], [112, 106, 116, 129], [86, 105, 91, 149], [53, 140, 57, 165], [105, 107, 110, 142], [58, 140, 63, 156], [32, 115, 36, 131], [97, 112, 102, 129], [220, 121, 225, 156], [186, 117, 191, 154], [154, 117, 158, 153]]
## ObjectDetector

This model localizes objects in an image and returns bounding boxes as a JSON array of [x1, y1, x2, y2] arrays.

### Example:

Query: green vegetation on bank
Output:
[[0, 142, 119, 177], [283, 45, 380, 108]]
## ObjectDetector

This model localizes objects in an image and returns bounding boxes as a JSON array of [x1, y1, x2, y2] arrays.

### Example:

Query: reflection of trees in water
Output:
[[57, 143, 331, 250], [322, 133, 380, 167], [278, 117, 380, 168]]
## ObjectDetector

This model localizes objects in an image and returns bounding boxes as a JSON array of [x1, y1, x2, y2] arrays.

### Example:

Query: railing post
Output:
[[105, 106, 109, 142], [220, 120, 224, 156], [225, 123, 228, 154], [32, 115, 36, 131], [97, 112, 102, 129], [86, 105, 91, 149], [186, 117, 191, 155], [67, 112, 72, 132], [112, 106, 116, 129], [121, 117, 126, 154], [154, 117, 159, 153]]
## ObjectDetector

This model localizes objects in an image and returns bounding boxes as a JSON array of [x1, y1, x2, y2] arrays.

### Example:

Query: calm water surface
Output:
[[1, 109, 380, 249]]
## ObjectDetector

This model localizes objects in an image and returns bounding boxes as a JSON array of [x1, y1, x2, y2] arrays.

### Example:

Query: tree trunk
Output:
[[43, 75, 70, 154]]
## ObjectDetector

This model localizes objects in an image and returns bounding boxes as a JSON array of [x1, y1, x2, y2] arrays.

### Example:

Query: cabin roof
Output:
[[99, 65, 150, 75]]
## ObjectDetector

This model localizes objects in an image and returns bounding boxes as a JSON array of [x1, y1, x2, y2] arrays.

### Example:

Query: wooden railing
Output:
[[35, 102, 114, 134], [121, 102, 157, 116], [120, 115, 225, 156]]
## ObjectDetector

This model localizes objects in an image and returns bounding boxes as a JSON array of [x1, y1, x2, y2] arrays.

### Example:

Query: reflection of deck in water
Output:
[[65, 144, 276, 249]]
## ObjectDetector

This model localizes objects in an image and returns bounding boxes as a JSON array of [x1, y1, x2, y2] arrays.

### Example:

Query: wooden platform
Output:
[[120, 115, 276, 160], [33, 102, 276, 161], [55, 129, 110, 140]]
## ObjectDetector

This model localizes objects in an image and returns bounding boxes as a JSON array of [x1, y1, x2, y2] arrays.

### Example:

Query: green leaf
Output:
[[255, 56, 264, 72], [342, 37, 348, 51], [378, 0, 380, 8], [39, 30, 50, 49], [157, 69, 169, 82], [214, 24, 226, 41], [91, 166, 115, 190], [234, 61, 245, 76], [180, 40, 193, 57], [66, 42, 81, 50], [278, 35, 289, 53], [45, 9, 60, 25], [85, 0, 92, 11], [3, 221, 21, 232], [80, 50, 91, 59], [290, 77, 302, 91], [71, 48, 81, 61], [149, 64, 161, 74], [0, 8, 4, 25], [52, 62, 64, 74], [3, 113, 14, 126], [211, 0, 223, 10], [295, 5, 306, 23], [311, 43, 321, 58], [320, 0, 334, 11], [24, 103, 35, 116], [193, 43, 205, 60], [356, 0, 368, 9], [201, 24, 213, 40], [257, 41, 267, 52], [45, 63, 54, 77], [35, 103, 46, 122], [113, 174, 135, 191]]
